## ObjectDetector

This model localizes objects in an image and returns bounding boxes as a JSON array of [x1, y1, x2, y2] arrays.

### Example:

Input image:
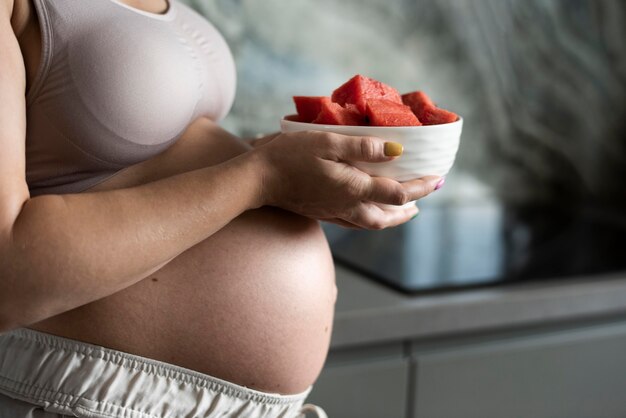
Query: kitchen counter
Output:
[[310, 264, 626, 417], [331, 264, 626, 348]]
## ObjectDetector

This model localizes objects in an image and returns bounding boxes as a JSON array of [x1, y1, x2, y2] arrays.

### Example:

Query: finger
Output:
[[399, 175, 443, 201], [364, 175, 443, 206], [363, 176, 413, 205], [348, 201, 419, 230], [373, 200, 419, 212], [315, 133, 404, 163], [378, 203, 420, 228], [323, 218, 363, 230]]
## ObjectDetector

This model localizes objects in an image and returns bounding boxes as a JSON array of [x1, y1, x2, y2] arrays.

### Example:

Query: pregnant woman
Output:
[[0, 0, 441, 416]]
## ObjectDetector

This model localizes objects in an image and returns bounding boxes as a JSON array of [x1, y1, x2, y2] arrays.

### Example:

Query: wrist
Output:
[[241, 148, 277, 209]]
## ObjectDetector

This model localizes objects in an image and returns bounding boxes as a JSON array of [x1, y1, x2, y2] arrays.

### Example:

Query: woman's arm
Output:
[[3, 154, 266, 331], [0, 8, 264, 329], [1, 3, 439, 331]]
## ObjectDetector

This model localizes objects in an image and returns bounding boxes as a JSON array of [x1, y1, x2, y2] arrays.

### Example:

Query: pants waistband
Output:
[[0, 328, 312, 418]]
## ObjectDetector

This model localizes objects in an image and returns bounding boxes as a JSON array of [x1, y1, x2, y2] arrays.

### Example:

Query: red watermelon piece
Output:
[[365, 99, 422, 127], [402, 91, 458, 125], [313, 101, 365, 126], [401, 91, 434, 120], [293, 96, 331, 123], [420, 107, 459, 125], [332, 75, 402, 114], [284, 114, 304, 122]]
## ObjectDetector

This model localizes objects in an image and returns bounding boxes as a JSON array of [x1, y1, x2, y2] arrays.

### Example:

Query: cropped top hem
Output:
[[30, 168, 130, 197]]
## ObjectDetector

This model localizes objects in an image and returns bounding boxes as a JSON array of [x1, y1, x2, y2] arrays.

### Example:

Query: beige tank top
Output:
[[25, 0, 237, 196]]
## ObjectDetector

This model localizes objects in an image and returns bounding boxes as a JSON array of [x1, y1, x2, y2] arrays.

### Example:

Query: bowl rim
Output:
[[280, 115, 463, 132]]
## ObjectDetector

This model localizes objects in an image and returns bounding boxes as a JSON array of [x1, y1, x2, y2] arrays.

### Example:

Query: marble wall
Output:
[[184, 0, 626, 207]]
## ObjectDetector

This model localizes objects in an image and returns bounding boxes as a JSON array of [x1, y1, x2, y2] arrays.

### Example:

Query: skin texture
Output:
[[32, 119, 339, 394], [0, 0, 441, 394]]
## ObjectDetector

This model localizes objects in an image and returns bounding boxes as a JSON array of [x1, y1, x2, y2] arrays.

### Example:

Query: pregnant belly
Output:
[[31, 207, 336, 395]]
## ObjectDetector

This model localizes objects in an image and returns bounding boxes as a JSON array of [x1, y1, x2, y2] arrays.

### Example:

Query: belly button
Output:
[[151, 277, 158, 282]]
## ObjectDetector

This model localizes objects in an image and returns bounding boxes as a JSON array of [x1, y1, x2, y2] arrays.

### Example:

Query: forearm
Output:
[[0, 150, 265, 330]]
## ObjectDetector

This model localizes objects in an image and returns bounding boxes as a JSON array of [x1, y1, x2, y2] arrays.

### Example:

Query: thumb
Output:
[[331, 135, 404, 163]]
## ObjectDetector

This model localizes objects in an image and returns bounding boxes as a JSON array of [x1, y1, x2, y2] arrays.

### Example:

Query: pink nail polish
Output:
[[435, 178, 445, 191]]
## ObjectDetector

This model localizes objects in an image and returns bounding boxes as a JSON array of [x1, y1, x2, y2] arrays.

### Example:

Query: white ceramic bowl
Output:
[[280, 117, 463, 182]]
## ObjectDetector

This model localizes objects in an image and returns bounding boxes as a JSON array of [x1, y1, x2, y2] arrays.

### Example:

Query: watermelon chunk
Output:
[[402, 91, 458, 125], [420, 107, 459, 125], [332, 75, 402, 114], [401, 91, 434, 120], [365, 99, 422, 127], [284, 114, 304, 122], [293, 96, 331, 123], [313, 101, 365, 126]]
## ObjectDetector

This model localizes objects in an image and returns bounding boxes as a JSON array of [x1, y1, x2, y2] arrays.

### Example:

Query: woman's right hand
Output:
[[253, 130, 442, 230]]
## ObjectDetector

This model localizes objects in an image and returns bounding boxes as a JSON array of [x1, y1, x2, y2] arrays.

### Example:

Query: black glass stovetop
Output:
[[324, 196, 626, 294]]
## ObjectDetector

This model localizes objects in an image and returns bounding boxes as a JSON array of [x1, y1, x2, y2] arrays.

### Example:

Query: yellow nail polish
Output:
[[384, 142, 403, 157]]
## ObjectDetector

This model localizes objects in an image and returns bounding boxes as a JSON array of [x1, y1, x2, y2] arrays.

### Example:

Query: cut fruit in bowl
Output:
[[283, 74, 463, 181], [280, 117, 463, 182], [291, 75, 459, 127]]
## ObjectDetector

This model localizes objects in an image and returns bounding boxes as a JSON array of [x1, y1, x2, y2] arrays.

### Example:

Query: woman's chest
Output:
[[25, 0, 236, 124], [13, 0, 174, 95], [22, 0, 236, 195]]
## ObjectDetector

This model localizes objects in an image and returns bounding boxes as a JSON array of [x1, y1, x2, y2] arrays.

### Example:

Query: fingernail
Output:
[[384, 142, 403, 157], [434, 177, 446, 191]]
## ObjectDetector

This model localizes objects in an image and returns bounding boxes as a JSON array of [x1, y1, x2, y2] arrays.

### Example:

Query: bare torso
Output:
[[11, 0, 336, 395]]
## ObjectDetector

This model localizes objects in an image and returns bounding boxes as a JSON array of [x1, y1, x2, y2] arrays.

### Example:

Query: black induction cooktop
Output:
[[324, 198, 626, 294]]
